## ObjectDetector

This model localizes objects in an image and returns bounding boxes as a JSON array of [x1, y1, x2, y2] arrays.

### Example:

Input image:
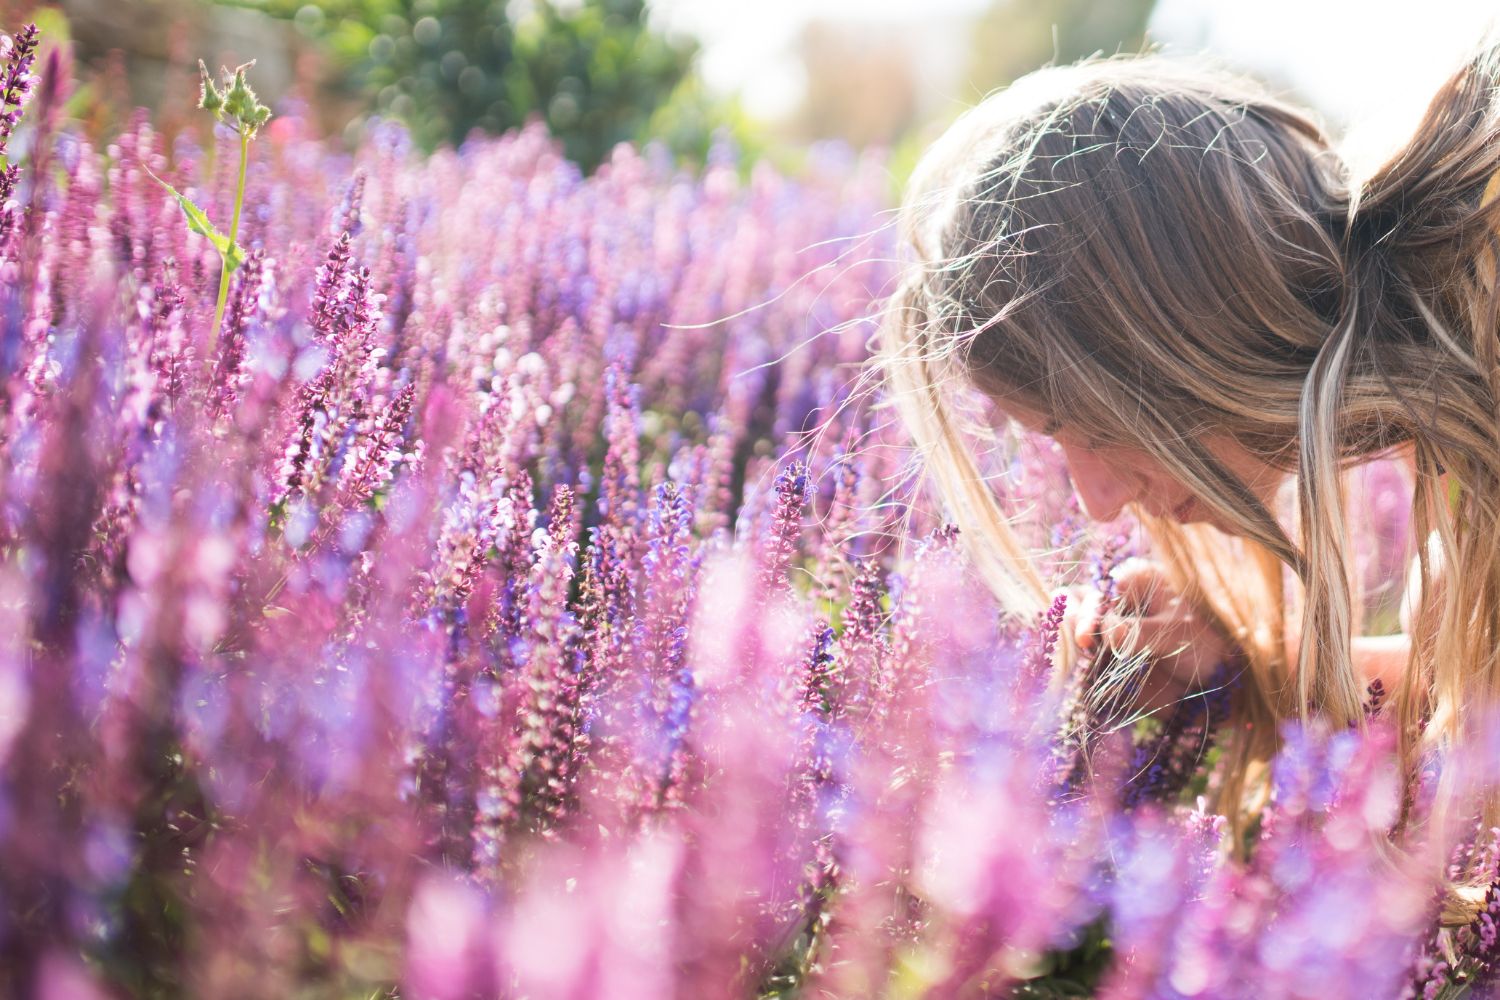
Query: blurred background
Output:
[[0, 0, 1496, 184]]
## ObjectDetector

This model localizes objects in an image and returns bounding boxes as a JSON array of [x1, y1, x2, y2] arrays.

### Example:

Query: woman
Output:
[[876, 35, 1500, 903]]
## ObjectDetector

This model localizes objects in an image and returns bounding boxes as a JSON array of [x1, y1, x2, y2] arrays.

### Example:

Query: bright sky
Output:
[[651, 0, 1500, 166], [650, 0, 984, 123]]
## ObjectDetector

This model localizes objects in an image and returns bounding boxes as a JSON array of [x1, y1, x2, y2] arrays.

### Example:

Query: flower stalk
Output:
[[196, 58, 271, 363]]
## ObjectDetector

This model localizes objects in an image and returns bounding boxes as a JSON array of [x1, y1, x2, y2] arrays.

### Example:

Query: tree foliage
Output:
[[216, 0, 714, 170]]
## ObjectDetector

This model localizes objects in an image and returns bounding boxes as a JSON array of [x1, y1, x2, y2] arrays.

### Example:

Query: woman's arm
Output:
[[1352, 633, 1408, 695], [1347, 525, 1441, 700]]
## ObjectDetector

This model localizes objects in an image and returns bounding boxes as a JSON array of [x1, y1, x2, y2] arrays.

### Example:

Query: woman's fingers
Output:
[[1059, 558, 1237, 709], [1108, 557, 1172, 616], [1055, 585, 1103, 651], [1098, 608, 1157, 660], [1059, 566, 1168, 654], [1097, 603, 1209, 685], [1059, 561, 1200, 666]]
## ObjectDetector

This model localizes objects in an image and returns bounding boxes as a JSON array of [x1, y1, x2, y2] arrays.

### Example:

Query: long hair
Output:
[[876, 36, 1500, 884]]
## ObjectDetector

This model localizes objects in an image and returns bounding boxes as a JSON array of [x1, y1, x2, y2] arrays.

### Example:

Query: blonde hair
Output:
[[877, 38, 1500, 874]]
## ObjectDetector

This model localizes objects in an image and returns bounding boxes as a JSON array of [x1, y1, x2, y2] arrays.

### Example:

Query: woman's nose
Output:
[[1064, 449, 1134, 523]]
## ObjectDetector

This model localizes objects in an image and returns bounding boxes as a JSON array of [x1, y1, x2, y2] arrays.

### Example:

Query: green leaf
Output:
[[142, 167, 246, 274]]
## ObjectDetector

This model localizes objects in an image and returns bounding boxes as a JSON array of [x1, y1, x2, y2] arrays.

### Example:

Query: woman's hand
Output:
[[1057, 558, 1239, 716]]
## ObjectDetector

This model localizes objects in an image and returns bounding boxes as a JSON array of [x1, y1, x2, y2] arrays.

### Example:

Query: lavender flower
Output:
[[310, 231, 355, 342], [760, 461, 812, 596], [1021, 590, 1068, 692], [210, 247, 266, 414], [0, 25, 38, 153], [0, 23, 39, 261]]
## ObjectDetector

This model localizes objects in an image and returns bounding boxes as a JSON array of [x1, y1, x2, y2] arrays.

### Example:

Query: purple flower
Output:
[[211, 248, 267, 414], [0, 23, 39, 155], [759, 460, 812, 595], [310, 231, 355, 342], [1021, 590, 1068, 692]]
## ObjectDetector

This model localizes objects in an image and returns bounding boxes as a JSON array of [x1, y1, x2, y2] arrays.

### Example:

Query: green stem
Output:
[[207, 128, 250, 364]]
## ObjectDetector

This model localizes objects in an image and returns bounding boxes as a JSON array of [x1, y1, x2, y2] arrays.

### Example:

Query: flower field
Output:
[[1, 22, 1498, 999]]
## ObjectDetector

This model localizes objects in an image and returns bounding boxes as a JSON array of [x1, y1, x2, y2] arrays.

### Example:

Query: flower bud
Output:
[[197, 59, 223, 115]]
